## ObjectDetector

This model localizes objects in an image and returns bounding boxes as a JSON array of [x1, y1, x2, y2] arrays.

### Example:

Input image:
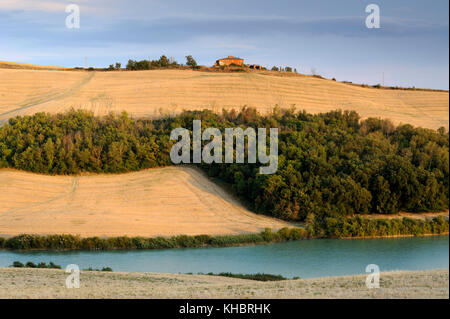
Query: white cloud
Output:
[[0, 0, 114, 16], [0, 0, 66, 12]]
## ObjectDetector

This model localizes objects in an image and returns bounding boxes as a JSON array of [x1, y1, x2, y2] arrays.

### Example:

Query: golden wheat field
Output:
[[0, 65, 448, 129], [0, 166, 291, 238], [0, 60, 71, 70]]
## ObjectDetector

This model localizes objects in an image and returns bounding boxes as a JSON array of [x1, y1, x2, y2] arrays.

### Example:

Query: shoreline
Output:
[[1, 231, 448, 252], [341, 232, 449, 240], [0, 268, 447, 299]]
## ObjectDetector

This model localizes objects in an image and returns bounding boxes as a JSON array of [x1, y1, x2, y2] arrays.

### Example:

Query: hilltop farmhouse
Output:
[[215, 56, 244, 67]]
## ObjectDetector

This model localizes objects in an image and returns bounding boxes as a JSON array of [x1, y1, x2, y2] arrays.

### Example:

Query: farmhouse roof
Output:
[[221, 56, 243, 60]]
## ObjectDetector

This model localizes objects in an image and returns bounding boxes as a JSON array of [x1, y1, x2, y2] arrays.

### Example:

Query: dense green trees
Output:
[[0, 110, 170, 174], [313, 216, 449, 238], [0, 108, 448, 221], [185, 55, 198, 69], [198, 108, 448, 220], [125, 55, 179, 70]]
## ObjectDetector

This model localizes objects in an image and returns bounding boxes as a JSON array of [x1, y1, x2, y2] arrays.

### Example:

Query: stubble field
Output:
[[0, 166, 290, 238], [1, 66, 448, 129], [0, 268, 447, 299]]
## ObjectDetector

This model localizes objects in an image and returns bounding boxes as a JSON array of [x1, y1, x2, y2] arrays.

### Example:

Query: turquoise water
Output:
[[0, 236, 448, 278]]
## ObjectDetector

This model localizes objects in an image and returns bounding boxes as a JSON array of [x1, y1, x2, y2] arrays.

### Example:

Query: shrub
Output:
[[185, 55, 198, 69], [261, 228, 276, 242], [48, 262, 61, 269], [212, 272, 287, 281]]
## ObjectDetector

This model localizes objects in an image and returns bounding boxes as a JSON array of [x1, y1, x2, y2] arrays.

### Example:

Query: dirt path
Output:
[[0, 72, 95, 124]]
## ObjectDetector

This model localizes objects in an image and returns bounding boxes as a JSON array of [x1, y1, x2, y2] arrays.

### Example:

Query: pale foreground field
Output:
[[0, 68, 448, 129], [0, 167, 290, 238], [0, 268, 447, 299]]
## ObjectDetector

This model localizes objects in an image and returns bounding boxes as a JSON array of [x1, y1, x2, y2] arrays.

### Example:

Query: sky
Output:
[[1, 0, 448, 89]]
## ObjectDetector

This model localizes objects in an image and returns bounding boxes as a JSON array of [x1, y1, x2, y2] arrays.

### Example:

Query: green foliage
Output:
[[314, 216, 449, 238], [205, 272, 287, 281], [83, 266, 113, 272], [1, 217, 446, 251], [11, 261, 61, 269], [0, 108, 448, 221], [48, 262, 61, 269], [185, 55, 198, 69], [0, 227, 306, 250], [126, 55, 178, 70], [0, 110, 170, 174]]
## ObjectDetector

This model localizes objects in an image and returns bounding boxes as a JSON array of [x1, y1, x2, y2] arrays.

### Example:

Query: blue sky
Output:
[[1, 0, 448, 89]]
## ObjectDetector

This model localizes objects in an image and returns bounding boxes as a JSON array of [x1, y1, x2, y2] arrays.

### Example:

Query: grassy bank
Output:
[[0, 216, 447, 251], [0, 268, 447, 299]]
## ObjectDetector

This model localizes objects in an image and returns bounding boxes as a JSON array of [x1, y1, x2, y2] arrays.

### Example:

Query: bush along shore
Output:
[[194, 272, 289, 281], [9, 261, 113, 272], [10, 261, 61, 269], [0, 216, 447, 251]]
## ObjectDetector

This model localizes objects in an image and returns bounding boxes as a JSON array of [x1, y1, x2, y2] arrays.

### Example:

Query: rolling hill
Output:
[[0, 167, 291, 238], [0, 66, 448, 129], [0, 62, 448, 238]]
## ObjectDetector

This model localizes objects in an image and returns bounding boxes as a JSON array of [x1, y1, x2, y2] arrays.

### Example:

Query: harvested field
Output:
[[0, 68, 448, 129], [0, 60, 72, 70], [0, 268, 447, 299], [0, 167, 290, 238]]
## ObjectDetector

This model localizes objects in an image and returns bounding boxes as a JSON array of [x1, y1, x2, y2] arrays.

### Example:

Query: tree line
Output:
[[0, 216, 447, 250], [123, 55, 198, 70], [0, 107, 448, 221]]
